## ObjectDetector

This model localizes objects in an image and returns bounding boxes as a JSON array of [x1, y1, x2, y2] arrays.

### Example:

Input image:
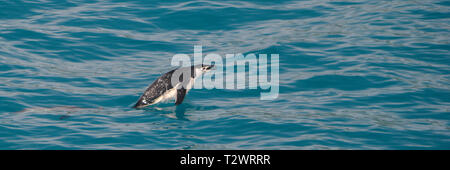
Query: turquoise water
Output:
[[1, 0, 449, 149]]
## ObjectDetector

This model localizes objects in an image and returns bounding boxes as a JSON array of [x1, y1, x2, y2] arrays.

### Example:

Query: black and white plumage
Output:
[[133, 64, 214, 109]]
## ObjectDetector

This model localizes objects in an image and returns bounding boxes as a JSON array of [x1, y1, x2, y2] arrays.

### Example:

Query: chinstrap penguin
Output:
[[133, 64, 214, 109]]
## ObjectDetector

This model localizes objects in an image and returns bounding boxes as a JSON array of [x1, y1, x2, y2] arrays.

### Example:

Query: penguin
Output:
[[133, 64, 214, 109]]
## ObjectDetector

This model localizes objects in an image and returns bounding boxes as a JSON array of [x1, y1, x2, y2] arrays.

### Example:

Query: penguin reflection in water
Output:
[[133, 64, 214, 109]]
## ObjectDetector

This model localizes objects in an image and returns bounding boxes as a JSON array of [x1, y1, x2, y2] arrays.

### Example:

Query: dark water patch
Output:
[[436, 1, 450, 6], [293, 75, 397, 91], [0, 97, 24, 113], [155, 8, 323, 30], [0, 1, 40, 19], [329, 1, 363, 6], [327, 46, 374, 56], [409, 10, 450, 20]]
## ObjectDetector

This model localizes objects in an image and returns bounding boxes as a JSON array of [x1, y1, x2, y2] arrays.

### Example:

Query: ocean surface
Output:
[[1, 0, 449, 150]]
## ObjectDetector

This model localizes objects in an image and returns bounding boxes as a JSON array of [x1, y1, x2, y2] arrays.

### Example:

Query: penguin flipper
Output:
[[175, 88, 187, 105]]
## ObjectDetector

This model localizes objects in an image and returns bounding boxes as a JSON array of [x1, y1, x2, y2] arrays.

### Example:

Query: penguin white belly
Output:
[[161, 87, 178, 101], [158, 78, 195, 104], [151, 84, 179, 104]]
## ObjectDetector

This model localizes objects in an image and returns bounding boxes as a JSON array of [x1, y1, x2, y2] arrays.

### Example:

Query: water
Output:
[[0, 0, 449, 150]]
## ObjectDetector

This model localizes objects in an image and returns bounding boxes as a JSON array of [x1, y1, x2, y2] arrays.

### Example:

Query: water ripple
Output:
[[0, 0, 449, 149]]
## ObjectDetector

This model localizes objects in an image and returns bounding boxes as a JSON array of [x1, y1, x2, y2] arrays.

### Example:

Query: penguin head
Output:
[[200, 64, 214, 72], [188, 64, 214, 79]]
